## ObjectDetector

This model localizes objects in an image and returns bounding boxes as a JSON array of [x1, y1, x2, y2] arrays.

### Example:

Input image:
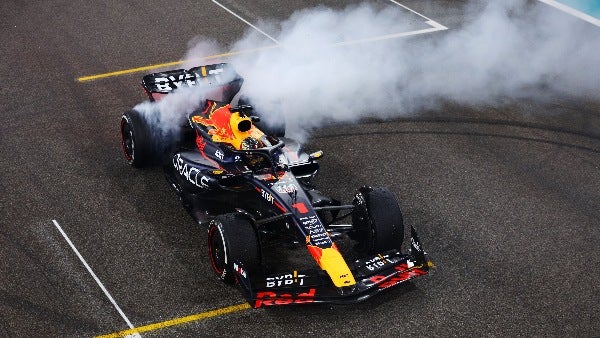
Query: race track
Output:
[[1, 1, 599, 337]]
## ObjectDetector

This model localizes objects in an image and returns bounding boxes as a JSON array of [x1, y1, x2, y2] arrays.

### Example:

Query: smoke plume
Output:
[[136, 0, 600, 142]]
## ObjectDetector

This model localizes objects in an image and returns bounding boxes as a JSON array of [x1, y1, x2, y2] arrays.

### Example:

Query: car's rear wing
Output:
[[141, 63, 243, 102]]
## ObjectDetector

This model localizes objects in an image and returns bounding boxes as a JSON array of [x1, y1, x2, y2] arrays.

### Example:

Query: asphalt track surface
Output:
[[1, 1, 599, 337]]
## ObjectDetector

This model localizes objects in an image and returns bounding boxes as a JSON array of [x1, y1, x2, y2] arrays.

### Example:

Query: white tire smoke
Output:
[[135, 1, 600, 142]]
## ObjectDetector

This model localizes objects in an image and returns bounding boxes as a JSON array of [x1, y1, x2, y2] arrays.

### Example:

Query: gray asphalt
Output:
[[1, 1, 598, 337]]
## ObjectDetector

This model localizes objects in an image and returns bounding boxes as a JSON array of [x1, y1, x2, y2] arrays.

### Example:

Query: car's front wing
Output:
[[234, 226, 432, 308]]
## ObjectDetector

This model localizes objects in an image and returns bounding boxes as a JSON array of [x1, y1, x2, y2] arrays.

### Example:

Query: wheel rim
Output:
[[208, 226, 226, 275], [120, 118, 134, 161]]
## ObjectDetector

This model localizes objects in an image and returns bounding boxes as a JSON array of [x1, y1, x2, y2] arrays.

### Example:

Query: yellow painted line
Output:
[[96, 302, 251, 338], [77, 23, 448, 83], [77, 45, 278, 82]]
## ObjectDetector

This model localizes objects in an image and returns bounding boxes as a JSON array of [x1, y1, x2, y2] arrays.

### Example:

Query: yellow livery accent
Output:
[[318, 247, 356, 287], [228, 113, 265, 149]]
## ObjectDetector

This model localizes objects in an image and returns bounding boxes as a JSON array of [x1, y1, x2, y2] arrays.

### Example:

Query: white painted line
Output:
[[52, 220, 141, 337], [211, 0, 280, 44], [388, 0, 449, 30], [332, 26, 447, 47], [425, 20, 448, 30], [538, 0, 600, 27], [338, 1, 448, 45], [211, 0, 446, 47]]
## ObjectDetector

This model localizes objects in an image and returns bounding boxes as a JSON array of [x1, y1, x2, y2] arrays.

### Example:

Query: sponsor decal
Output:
[[233, 262, 247, 278], [300, 216, 329, 245], [153, 66, 225, 91], [254, 288, 316, 308], [309, 232, 328, 239], [215, 149, 224, 160], [154, 73, 196, 91], [364, 254, 391, 272], [254, 187, 288, 212], [206, 67, 224, 83], [260, 189, 275, 204], [309, 230, 329, 246], [266, 271, 306, 288], [274, 183, 297, 194], [173, 154, 211, 189], [300, 215, 319, 226]]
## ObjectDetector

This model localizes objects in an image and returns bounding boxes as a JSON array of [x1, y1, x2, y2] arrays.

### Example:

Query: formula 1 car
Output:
[[120, 63, 431, 307]]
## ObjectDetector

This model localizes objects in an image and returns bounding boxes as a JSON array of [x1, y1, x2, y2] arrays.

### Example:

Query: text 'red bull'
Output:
[[253, 288, 316, 308]]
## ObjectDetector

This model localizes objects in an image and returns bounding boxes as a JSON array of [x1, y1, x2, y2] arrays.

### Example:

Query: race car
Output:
[[120, 63, 431, 307]]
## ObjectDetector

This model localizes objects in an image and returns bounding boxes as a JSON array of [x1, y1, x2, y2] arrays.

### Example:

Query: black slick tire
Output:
[[120, 110, 153, 167], [207, 213, 260, 285], [351, 187, 404, 255]]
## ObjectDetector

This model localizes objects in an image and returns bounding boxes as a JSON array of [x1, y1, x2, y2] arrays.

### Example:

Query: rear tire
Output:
[[351, 187, 404, 255], [207, 213, 261, 285], [120, 110, 154, 167]]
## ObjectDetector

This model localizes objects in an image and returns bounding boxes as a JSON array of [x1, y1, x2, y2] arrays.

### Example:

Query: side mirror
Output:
[[309, 150, 323, 160]]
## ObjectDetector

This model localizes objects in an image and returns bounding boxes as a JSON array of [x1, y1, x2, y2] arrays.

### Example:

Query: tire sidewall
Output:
[[208, 221, 230, 282], [207, 214, 260, 285], [120, 110, 154, 167], [352, 187, 404, 255]]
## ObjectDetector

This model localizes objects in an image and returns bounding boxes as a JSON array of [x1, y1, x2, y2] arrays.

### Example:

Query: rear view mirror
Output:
[[309, 150, 323, 160]]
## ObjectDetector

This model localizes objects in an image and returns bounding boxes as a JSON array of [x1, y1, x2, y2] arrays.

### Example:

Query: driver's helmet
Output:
[[240, 137, 264, 168], [240, 137, 260, 150]]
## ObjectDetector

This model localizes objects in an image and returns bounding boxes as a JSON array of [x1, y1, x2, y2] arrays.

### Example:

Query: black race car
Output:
[[120, 63, 431, 307]]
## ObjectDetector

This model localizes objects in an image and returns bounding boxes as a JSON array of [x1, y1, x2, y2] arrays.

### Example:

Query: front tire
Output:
[[207, 213, 261, 285], [351, 187, 404, 255]]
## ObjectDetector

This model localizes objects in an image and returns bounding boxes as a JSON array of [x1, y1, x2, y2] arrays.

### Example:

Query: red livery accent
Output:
[[196, 134, 207, 151], [253, 288, 316, 308], [274, 201, 287, 212], [369, 265, 428, 289], [195, 133, 222, 169], [306, 245, 323, 264], [292, 202, 309, 213], [192, 102, 236, 140]]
